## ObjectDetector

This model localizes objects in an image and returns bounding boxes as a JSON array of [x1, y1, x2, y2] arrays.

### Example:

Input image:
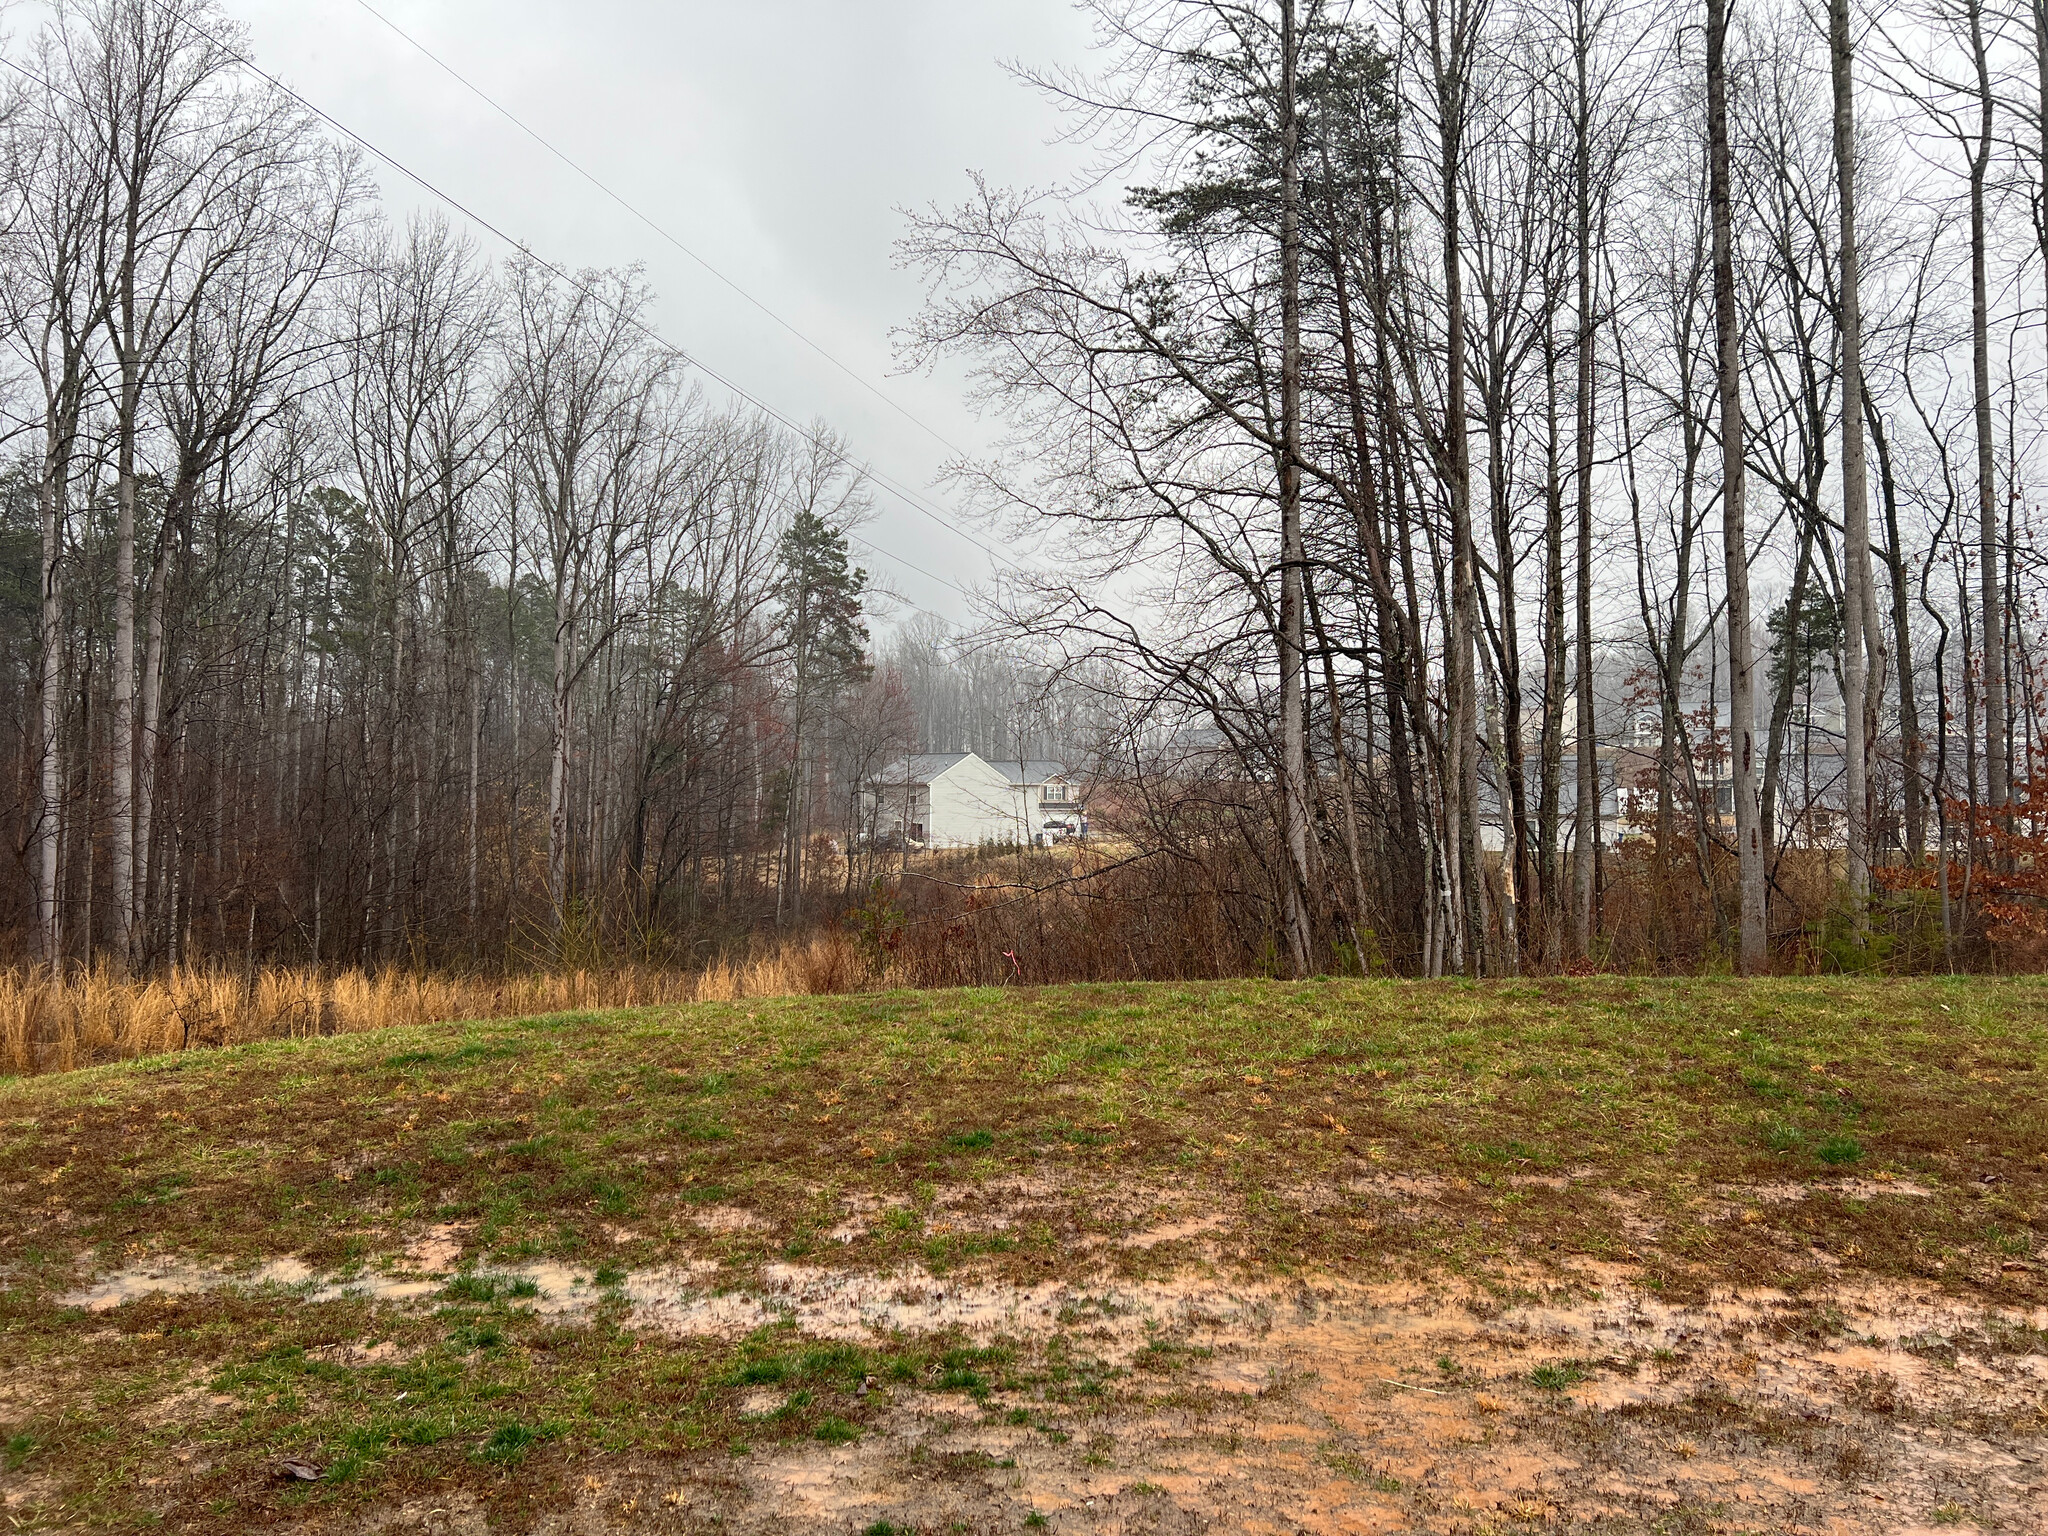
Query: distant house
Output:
[[869, 752, 1088, 848]]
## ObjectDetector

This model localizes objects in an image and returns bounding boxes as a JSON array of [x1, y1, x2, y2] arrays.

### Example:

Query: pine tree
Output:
[[773, 511, 869, 922]]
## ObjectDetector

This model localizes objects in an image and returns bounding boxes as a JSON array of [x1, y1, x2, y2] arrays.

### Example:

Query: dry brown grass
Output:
[[0, 931, 875, 1076]]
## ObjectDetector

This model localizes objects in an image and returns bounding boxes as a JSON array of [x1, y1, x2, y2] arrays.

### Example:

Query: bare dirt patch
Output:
[[652, 1261, 2048, 1533], [24, 1238, 2048, 1531]]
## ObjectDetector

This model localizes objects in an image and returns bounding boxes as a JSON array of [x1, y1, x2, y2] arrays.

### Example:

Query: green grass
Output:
[[475, 1418, 557, 1465], [0, 977, 2043, 1531], [1530, 1360, 1592, 1391], [3, 975, 2042, 1300], [6, 976, 2040, 1260]]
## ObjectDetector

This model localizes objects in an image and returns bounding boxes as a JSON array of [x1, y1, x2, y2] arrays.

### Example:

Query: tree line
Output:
[[901, 0, 2048, 976], [0, 0, 957, 973], [6, 0, 2046, 982]]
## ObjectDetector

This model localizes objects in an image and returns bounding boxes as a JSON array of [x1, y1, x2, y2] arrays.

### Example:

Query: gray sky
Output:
[[227, 0, 1098, 628]]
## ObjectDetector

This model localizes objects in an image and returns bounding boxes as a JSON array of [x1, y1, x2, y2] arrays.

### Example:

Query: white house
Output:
[[869, 752, 1088, 848]]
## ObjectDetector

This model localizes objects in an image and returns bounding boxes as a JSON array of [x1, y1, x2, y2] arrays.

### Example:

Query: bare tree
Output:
[[1706, 0, 1768, 971], [1, 46, 109, 968], [503, 259, 677, 939]]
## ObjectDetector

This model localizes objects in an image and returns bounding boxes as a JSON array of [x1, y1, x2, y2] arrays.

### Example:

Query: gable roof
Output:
[[873, 752, 1084, 788], [990, 759, 1074, 785], [873, 752, 973, 785]]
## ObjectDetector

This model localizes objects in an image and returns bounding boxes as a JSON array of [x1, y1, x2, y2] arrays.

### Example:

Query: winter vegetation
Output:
[[2, 0, 2048, 1081], [899, 0, 2048, 980], [6, 5, 2048, 1529], [3, 974, 2045, 1527]]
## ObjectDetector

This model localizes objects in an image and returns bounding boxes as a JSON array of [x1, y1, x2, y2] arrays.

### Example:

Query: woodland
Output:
[[4, 0, 2048, 993]]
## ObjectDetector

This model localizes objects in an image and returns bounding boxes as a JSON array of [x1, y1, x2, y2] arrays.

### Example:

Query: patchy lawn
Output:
[[2, 976, 2045, 1532]]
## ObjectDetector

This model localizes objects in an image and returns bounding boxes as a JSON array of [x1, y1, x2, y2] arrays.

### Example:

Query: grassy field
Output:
[[2, 976, 2045, 1532]]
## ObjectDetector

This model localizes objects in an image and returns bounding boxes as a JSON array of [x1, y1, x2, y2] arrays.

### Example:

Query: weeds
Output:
[[1530, 1361, 1592, 1391], [0, 940, 876, 1077], [475, 1420, 556, 1466], [1818, 1135, 1864, 1166]]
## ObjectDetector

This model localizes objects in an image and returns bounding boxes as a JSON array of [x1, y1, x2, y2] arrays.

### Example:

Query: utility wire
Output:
[[103, 0, 995, 627], [341, 0, 1021, 573], [2, 30, 982, 633], [345, 0, 973, 460]]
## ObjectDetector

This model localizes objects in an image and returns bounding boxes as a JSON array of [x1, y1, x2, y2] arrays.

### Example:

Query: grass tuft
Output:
[[475, 1420, 557, 1466], [1817, 1135, 1865, 1165]]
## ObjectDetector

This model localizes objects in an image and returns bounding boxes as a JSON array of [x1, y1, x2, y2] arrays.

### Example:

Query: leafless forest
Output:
[[2, 0, 2046, 991]]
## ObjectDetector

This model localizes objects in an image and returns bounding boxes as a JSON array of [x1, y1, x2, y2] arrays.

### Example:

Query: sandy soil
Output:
[[46, 1180, 2048, 1534], [545, 1267, 2045, 1533]]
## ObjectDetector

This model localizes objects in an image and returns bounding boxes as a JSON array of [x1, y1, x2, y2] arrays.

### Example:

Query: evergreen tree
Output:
[[773, 510, 869, 921]]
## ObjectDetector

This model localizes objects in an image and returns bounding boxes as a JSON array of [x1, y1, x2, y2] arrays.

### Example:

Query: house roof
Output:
[[991, 759, 1073, 786], [873, 752, 972, 786], [873, 753, 1081, 788]]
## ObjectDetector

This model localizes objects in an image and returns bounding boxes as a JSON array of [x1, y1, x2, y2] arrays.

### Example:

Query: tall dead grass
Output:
[[0, 931, 872, 1077]]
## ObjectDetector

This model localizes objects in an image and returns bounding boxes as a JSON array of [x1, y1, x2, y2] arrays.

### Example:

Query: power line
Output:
[[115, 0, 994, 628], [3, 17, 987, 634], [345, 0, 973, 462], [338, 0, 1022, 574]]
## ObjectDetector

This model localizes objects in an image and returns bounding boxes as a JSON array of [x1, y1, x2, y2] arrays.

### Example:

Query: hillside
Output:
[[3, 978, 2045, 1532]]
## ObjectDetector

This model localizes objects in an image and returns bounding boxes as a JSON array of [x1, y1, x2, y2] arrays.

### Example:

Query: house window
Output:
[[1046, 783, 1067, 802]]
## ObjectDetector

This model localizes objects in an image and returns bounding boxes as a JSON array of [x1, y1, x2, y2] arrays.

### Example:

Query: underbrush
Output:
[[0, 933, 869, 1076], [0, 843, 1244, 1076], [2, 830, 2032, 1079]]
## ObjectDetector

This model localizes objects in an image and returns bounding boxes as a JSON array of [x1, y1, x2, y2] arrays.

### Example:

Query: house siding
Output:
[[925, 757, 1026, 847], [870, 752, 1087, 847]]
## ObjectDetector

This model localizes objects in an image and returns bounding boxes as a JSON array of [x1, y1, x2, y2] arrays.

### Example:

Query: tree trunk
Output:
[[36, 406, 71, 972], [1539, 324, 1566, 963], [1278, 0, 1315, 976], [1967, 0, 2005, 822], [1436, 0, 1487, 975], [1830, 0, 1877, 932], [1571, 0, 1599, 962], [1707, 0, 1768, 973], [112, 288, 141, 965], [549, 605, 574, 936], [135, 506, 180, 968], [1863, 403, 1924, 862]]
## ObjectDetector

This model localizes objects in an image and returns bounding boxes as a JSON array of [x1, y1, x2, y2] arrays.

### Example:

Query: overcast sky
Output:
[[219, 0, 1099, 631]]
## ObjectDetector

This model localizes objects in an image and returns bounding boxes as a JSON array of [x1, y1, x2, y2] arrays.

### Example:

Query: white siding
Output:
[[926, 756, 1028, 846]]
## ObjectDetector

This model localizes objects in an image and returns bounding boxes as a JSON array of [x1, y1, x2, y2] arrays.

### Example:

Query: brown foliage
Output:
[[1874, 778, 2048, 966]]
